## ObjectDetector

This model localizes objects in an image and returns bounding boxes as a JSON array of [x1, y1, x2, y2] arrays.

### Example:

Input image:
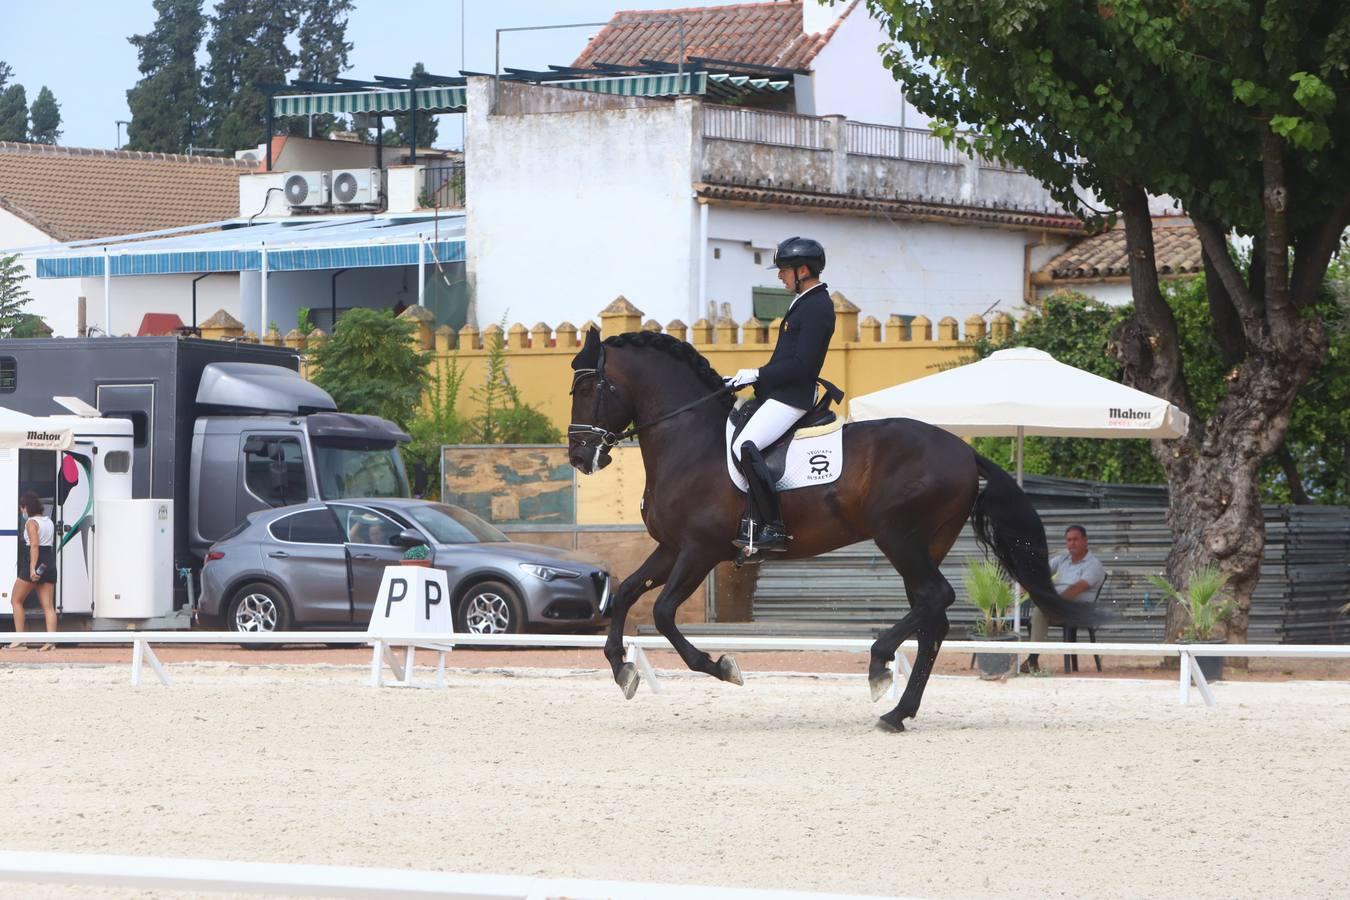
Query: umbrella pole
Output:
[[1012, 426, 1024, 662]]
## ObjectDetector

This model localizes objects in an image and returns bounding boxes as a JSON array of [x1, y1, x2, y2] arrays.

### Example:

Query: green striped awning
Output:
[[271, 72, 788, 118], [544, 72, 706, 97], [272, 86, 467, 117]]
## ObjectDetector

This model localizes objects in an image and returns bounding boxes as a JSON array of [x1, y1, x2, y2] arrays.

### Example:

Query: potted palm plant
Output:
[[962, 559, 1019, 679], [1147, 566, 1235, 681]]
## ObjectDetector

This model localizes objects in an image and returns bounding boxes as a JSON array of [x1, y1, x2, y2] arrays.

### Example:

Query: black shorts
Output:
[[17, 546, 56, 585]]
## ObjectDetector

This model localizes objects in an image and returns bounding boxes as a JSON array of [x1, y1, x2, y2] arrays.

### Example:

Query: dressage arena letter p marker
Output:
[[368, 565, 453, 636]]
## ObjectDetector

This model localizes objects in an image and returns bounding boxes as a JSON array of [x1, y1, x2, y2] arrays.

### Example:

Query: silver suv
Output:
[[199, 499, 610, 636]]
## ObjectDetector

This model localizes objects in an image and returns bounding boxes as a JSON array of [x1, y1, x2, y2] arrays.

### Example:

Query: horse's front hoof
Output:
[[875, 712, 906, 733], [716, 654, 744, 686], [868, 671, 893, 703], [616, 662, 640, 699]]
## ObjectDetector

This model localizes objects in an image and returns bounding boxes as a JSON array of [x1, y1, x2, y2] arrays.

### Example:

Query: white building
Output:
[[466, 0, 1082, 331]]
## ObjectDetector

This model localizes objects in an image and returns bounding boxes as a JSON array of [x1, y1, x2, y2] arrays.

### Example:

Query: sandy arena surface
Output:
[[0, 660, 1347, 899]]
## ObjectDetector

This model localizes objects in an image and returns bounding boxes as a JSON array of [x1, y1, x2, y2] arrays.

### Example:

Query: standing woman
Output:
[[8, 491, 57, 651]]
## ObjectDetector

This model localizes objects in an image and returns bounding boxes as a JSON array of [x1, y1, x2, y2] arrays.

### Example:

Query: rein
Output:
[[569, 344, 734, 453]]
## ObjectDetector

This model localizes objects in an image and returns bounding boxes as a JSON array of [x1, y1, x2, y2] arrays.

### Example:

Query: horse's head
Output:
[[567, 328, 633, 474]]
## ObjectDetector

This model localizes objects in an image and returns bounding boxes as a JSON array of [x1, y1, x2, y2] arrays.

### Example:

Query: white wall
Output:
[[80, 272, 241, 336], [808, 5, 928, 129], [465, 79, 702, 328], [0, 211, 83, 336], [248, 265, 418, 336], [706, 205, 1071, 325]]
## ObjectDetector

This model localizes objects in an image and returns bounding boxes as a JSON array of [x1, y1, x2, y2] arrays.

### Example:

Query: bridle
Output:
[[569, 342, 734, 470]]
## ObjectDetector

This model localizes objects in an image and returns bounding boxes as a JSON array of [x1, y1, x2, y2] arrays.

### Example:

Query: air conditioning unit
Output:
[[283, 171, 331, 208], [234, 142, 267, 163], [331, 168, 382, 206]]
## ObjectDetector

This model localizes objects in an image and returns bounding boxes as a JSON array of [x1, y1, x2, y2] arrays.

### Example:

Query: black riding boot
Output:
[[733, 441, 790, 556]]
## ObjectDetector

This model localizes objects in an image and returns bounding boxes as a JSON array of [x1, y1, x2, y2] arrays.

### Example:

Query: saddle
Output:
[[726, 378, 846, 492]]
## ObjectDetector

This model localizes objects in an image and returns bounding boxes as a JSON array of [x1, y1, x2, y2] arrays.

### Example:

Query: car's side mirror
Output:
[[389, 528, 427, 548]]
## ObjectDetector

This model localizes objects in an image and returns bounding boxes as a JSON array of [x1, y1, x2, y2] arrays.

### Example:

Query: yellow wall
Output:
[[279, 294, 1002, 435]]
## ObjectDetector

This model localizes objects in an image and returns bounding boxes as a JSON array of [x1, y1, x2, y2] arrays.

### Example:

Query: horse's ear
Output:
[[572, 327, 602, 370]]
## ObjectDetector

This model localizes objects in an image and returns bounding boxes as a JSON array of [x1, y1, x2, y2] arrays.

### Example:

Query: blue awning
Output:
[[32, 214, 466, 279]]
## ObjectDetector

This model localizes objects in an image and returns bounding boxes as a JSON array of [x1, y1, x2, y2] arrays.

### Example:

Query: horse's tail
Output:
[[971, 453, 1104, 628]]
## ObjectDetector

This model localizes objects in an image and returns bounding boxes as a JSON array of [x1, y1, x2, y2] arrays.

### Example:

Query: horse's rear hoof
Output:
[[868, 672, 893, 703], [616, 662, 640, 699], [717, 654, 744, 686], [875, 712, 906, 733]]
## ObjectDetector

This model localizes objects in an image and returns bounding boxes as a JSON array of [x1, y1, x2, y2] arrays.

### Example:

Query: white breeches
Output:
[[732, 399, 807, 461]]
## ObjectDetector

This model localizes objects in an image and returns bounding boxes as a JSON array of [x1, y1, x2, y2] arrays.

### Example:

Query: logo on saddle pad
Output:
[[725, 421, 844, 492]]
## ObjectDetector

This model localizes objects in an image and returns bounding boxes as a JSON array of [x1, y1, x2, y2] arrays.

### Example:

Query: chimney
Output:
[[802, 0, 849, 37]]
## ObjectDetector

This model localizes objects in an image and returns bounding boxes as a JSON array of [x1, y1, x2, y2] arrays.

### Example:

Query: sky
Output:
[[0, 0, 741, 151]]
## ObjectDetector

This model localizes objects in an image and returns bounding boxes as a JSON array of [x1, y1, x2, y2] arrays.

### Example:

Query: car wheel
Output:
[[455, 580, 525, 635], [227, 582, 293, 649]]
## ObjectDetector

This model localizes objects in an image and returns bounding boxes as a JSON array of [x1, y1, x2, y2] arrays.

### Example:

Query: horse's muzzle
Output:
[[568, 443, 613, 475]]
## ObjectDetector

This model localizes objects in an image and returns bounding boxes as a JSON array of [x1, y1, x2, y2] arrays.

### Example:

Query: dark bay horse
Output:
[[567, 329, 1097, 731]]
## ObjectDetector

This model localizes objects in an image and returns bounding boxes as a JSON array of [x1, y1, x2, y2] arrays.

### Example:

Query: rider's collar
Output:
[[789, 281, 827, 313]]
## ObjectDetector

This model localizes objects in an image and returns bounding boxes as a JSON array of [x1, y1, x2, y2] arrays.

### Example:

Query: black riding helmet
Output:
[[770, 236, 826, 276]]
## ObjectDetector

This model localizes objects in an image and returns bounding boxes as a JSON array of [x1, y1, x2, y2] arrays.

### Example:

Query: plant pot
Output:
[[1181, 637, 1225, 682], [972, 631, 1019, 680], [400, 559, 433, 568]]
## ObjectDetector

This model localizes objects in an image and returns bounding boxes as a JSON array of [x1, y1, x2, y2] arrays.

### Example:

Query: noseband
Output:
[[568, 345, 630, 469]]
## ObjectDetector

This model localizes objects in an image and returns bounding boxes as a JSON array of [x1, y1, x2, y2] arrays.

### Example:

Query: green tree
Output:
[[290, 0, 354, 138], [404, 62, 439, 149], [471, 321, 562, 444], [310, 307, 428, 430], [0, 61, 12, 94], [0, 254, 33, 337], [870, 0, 1350, 643], [405, 357, 468, 499], [126, 0, 206, 153], [27, 87, 60, 145], [205, 0, 299, 153], [0, 84, 27, 142]]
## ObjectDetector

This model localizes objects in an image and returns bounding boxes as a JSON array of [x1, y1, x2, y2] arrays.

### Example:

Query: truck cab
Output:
[[188, 362, 409, 558]]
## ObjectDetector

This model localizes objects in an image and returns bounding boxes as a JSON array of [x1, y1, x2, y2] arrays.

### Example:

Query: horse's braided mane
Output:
[[604, 331, 734, 410]]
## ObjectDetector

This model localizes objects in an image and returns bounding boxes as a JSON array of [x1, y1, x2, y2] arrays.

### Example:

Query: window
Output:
[[243, 436, 308, 507], [269, 508, 344, 544], [405, 503, 509, 544], [103, 451, 131, 473], [329, 503, 405, 546], [752, 286, 793, 322], [753, 251, 763, 266], [313, 442, 409, 499], [713, 247, 721, 260], [104, 411, 149, 449], [0, 358, 15, 393]]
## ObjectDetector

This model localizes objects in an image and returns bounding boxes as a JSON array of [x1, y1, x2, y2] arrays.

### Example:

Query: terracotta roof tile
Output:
[[1041, 217, 1201, 281], [572, 1, 856, 72], [698, 183, 1083, 233], [136, 312, 186, 336], [0, 142, 254, 242]]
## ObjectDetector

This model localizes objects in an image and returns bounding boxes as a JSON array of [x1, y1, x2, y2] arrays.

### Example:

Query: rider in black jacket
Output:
[[724, 236, 835, 556]]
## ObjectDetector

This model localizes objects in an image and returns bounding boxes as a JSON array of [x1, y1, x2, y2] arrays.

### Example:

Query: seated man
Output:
[[1022, 524, 1105, 673]]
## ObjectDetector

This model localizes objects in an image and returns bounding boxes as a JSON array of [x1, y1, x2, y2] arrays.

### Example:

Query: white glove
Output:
[[723, 368, 759, 389]]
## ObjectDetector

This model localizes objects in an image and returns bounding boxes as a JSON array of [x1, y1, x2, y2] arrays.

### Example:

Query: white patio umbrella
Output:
[[849, 347, 1189, 484], [0, 407, 74, 450], [849, 346, 1189, 638]]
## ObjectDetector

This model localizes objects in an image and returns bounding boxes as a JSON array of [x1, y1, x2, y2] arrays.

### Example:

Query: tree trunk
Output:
[[1109, 182, 1324, 645]]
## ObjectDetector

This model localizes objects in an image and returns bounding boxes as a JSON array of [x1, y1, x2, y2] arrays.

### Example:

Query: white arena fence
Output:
[[2, 630, 1347, 708], [0, 849, 903, 899]]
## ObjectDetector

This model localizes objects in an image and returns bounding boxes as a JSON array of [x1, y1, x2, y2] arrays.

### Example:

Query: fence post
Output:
[[600, 296, 644, 337]]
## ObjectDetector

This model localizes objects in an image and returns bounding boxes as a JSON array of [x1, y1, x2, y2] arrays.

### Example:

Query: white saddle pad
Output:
[[725, 417, 844, 492]]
